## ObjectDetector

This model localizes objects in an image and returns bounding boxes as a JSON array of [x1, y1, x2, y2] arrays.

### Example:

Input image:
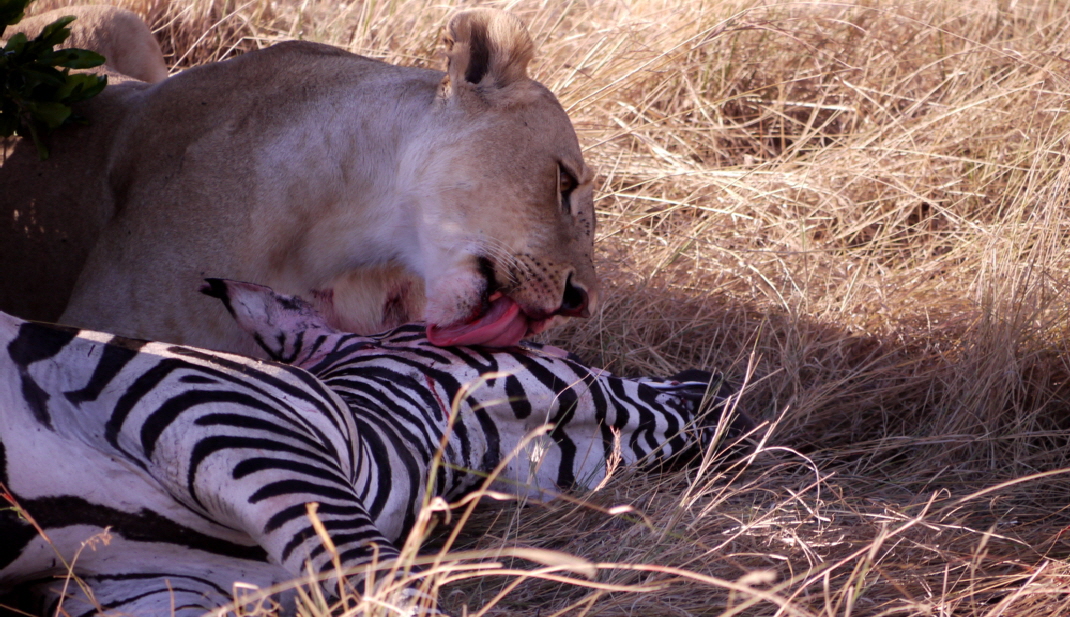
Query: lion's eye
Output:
[[558, 164, 577, 216]]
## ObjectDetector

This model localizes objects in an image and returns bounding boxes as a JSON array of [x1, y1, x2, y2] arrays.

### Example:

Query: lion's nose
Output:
[[558, 274, 591, 318]]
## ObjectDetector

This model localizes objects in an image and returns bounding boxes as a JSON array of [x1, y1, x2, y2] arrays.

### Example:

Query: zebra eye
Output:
[[558, 164, 577, 216]]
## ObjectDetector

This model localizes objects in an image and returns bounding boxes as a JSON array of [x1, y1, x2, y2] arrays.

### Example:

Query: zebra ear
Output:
[[201, 278, 336, 361]]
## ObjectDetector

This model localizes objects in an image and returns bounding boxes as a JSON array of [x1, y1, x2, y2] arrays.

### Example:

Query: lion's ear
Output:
[[442, 9, 534, 91]]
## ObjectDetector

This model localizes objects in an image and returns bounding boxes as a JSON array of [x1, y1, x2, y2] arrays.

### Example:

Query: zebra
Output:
[[0, 282, 751, 617]]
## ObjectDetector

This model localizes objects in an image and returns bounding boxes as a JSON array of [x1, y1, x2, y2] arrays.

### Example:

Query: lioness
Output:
[[0, 9, 597, 357]]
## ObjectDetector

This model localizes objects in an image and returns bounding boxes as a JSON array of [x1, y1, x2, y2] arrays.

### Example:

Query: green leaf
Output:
[[25, 100, 71, 129], [35, 15, 74, 47], [18, 65, 67, 90], [56, 72, 106, 102], [0, 0, 30, 29], [3, 31, 27, 53], [47, 48, 105, 70], [23, 119, 49, 160], [75, 74, 106, 101], [0, 3, 109, 156]]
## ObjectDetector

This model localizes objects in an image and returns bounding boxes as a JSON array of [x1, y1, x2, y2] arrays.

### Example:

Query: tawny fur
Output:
[[0, 10, 597, 357]]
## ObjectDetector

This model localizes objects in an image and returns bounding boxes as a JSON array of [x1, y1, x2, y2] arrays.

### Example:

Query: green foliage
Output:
[[0, 0, 106, 159]]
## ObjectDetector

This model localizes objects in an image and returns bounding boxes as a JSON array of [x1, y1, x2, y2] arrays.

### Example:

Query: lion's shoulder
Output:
[[158, 40, 407, 98], [220, 40, 391, 75], [258, 40, 361, 60]]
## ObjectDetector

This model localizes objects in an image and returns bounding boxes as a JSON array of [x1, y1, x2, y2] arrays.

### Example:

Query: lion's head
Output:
[[400, 10, 598, 347]]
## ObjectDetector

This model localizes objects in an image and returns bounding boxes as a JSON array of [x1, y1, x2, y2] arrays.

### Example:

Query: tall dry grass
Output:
[[21, 0, 1070, 614]]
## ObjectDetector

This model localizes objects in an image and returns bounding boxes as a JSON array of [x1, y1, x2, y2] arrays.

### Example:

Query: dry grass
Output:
[[23, 0, 1070, 614]]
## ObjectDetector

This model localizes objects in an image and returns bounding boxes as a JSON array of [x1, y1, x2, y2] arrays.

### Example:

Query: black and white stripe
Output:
[[0, 281, 749, 617], [1, 313, 392, 617]]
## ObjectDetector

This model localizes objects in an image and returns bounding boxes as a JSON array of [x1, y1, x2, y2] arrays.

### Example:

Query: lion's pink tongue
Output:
[[426, 296, 529, 347]]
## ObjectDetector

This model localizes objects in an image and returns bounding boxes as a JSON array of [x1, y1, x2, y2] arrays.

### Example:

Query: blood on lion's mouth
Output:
[[426, 294, 551, 347]]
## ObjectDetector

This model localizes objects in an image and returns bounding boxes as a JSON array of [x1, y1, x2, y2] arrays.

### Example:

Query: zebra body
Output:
[[0, 282, 746, 616], [1, 314, 379, 616], [210, 280, 740, 542]]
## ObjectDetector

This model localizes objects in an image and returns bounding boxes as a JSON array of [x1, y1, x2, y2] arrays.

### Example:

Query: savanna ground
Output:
[[21, 0, 1070, 615]]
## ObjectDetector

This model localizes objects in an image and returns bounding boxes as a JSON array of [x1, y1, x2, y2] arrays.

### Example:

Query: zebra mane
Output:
[[200, 278, 350, 365]]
